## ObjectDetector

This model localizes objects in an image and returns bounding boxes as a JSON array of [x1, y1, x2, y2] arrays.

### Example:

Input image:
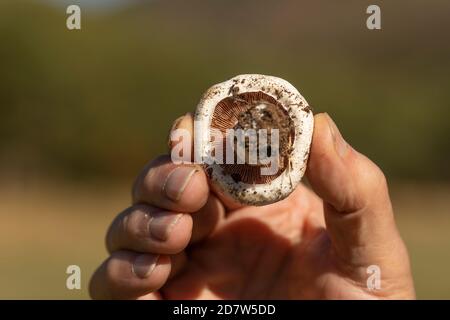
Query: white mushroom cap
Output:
[[194, 74, 314, 206]]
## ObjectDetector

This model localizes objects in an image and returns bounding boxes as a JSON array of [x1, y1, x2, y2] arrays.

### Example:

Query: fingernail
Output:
[[163, 166, 198, 201], [132, 254, 159, 279], [149, 212, 183, 241], [324, 113, 348, 158], [167, 114, 187, 149]]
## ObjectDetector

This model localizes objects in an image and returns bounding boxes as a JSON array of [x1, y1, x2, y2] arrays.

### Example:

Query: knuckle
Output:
[[371, 164, 388, 191], [104, 257, 116, 284], [140, 168, 159, 197], [132, 154, 171, 202], [123, 206, 151, 242], [361, 162, 390, 209], [105, 251, 133, 288], [104, 255, 121, 287]]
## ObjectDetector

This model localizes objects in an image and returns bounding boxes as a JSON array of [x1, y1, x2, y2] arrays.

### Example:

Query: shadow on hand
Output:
[[164, 214, 330, 299]]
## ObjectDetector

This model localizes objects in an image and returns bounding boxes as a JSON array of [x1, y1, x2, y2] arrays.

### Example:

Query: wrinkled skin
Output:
[[90, 113, 415, 300]]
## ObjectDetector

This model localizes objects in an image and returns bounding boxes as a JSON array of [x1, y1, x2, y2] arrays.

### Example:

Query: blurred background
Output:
[[0, 0, 449, 299]]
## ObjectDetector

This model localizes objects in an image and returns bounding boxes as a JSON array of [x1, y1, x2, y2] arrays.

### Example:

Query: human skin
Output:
[[89, 113, 415, 299]]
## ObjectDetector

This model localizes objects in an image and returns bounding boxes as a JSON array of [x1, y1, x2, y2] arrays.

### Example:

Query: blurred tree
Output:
[[0, 0, 449, 181]]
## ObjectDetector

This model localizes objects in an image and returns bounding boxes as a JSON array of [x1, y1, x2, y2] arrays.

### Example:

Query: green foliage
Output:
[[0, 0, 449, 181]]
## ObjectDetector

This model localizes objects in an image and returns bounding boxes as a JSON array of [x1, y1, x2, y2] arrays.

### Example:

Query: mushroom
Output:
[[194, 74, 313, 206]]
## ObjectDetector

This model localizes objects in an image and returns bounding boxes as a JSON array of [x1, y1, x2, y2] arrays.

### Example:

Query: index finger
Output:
[[132, 155, 209, 213]]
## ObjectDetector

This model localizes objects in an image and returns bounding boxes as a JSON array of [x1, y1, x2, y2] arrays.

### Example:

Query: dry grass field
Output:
[[0, 178, 448, 299], [0, 0, 449, 300]]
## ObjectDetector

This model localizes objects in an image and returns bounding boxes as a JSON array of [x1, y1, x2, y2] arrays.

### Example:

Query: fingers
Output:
[[104, 194, 224, 265], [106, 195, 224, 253], [91, 112, 229, 300], [168, 112, 247, 211], [134, 112, 207, 213], [306, 113, 405, 265], [89, 251, 171, 300], [132, 155, 209, 213], [106, 205, 194, 255], [96, 195, 223, 299]]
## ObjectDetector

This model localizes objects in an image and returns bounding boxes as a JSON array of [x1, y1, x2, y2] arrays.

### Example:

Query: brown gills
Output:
[[210, 91, 294, 184]]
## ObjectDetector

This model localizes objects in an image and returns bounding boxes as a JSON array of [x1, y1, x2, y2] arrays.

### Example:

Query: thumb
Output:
[[306, 113, 407, 268]]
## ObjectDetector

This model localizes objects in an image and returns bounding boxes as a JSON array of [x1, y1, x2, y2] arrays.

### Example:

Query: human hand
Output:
[[89, 112, 415, 299]]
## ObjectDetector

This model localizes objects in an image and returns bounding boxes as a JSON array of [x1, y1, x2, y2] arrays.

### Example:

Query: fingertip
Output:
[[175, 167, 209, 212], [107, 205, 195, 255], [306, 113, 352, 211], [89, 250, 172, 300], [308, 113, 350, 167], [304, 113, 401, 269], [111, 251, 171, 298], [133, 156, 209, 212], [308, 112, 390, 213], [168, 112, 194, 155], [309, 113, 335, 157], [175, 112, 194, 133], [160, 213, 193, 254]]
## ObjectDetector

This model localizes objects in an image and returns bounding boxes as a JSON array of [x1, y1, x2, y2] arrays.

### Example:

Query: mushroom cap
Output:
[[194, 74, 314, 206]]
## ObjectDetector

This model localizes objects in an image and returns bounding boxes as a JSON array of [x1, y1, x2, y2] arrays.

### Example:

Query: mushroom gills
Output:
[[194, 74, 314, 206]]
